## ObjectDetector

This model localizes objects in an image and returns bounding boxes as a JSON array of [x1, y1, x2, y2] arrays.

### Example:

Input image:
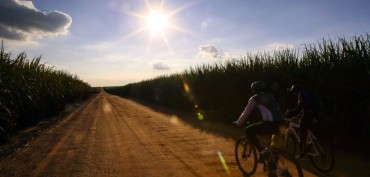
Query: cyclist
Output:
[[233, 81, 284, 162], [285, 84, 317, 159]]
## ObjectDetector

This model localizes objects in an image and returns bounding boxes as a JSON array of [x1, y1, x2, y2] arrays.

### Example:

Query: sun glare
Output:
[[146, 10, 168, 36], [124, 0, 195, 53]]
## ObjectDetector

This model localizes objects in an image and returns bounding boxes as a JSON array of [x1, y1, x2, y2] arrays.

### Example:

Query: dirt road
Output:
[[0, 92, 326, 176]]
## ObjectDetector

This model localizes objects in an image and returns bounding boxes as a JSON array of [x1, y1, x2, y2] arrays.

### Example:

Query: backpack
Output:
[[302, 90, 325, 115]]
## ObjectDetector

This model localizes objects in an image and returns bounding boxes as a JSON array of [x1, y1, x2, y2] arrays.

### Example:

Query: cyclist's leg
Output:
[[246, 121, 265, 151], [245, 121, 280, 151], [298, 113, 314, 156]]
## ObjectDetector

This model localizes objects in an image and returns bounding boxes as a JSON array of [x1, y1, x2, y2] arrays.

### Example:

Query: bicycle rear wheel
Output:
[[267, 151, 303, 177], [235, 136, 257, 176], [308, 139, 335, 172]]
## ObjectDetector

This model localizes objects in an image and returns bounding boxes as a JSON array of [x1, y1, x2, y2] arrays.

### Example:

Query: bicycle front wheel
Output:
[[235, 136, 257, 176], [308, 139, 335, 172], [268, 151, 303, 177]]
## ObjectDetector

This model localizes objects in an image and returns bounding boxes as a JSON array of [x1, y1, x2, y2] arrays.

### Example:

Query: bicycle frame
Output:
[[285, 119, 322, 157], [241, 137, 253, 159], [283, 116, 335, 172], [256, 135, 295, 175], [285, 122, 300, 144]]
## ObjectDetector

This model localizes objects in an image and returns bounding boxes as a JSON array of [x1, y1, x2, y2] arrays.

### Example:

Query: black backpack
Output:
[[302, 90, 325, 115]]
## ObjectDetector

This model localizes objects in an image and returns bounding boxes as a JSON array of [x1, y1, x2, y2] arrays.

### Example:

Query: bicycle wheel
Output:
[[267, 151, 303, 177], [308, 139, 335, 172], [235, 136, 257, 176], [284, 133, 298, 156]]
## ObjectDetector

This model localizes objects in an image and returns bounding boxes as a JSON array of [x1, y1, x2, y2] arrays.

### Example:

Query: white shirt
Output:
[[235, 92, 283, 126]]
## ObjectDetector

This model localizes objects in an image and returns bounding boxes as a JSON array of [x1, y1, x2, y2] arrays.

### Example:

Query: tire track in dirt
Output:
[[30, 99, 94, 176], [107, 94, 253, 176], [0, 96, 96, 176], [109, 96, 204, 177], [32, 96, 101, 176]]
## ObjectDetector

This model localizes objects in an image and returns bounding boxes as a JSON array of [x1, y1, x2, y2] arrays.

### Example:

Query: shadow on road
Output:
[[121, 97, 370, 177]]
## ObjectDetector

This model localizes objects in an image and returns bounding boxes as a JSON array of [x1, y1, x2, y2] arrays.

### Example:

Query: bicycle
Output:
[[234, 124, 303, 177], [284, 117, 335, 172]]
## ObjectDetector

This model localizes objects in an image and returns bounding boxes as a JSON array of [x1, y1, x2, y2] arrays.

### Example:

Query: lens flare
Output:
[[183, 82, 190, 93], [103, 103, 112, 113], [170, 115, 179, 125], [197, 112, 204, 120], [217, 151, 230, 175], [181, 81, 203, 121]]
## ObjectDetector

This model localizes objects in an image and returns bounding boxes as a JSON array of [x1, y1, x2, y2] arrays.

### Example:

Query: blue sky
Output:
[[1, 0, 369, 86]]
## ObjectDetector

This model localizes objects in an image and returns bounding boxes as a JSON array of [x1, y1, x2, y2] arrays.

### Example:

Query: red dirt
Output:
[[0, 91, 368, 177]]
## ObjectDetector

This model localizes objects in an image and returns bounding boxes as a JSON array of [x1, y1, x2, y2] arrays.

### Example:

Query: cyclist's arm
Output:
[[235, 98, 256, 126]]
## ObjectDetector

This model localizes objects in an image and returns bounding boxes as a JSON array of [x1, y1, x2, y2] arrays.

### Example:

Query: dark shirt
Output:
[[287, 90, 316, 117]]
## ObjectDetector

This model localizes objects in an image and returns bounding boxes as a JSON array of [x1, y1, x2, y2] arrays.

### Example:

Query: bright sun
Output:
[[124, 0, 194, 53], [146, 10, 168, 35]]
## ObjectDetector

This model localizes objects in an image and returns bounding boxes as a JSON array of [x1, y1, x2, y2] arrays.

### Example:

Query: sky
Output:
[[1, 0, 369, 87]]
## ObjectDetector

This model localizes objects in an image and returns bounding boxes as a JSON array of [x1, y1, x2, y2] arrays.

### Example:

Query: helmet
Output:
[[287, 84, 301, 92], [250, 81, 266, 91]]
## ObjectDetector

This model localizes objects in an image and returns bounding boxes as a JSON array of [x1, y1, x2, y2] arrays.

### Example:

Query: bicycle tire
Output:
[[235, 136, 257, 176], [308, 139, 335, 172], [267, 151, 304, 177]]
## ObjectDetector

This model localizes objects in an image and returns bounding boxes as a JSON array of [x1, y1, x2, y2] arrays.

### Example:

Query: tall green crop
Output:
[[105, 34, 370, 140], [0, 42, 93, 144]]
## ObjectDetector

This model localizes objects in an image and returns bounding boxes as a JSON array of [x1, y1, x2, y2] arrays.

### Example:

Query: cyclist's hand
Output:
[[232, 121, 240, 128]]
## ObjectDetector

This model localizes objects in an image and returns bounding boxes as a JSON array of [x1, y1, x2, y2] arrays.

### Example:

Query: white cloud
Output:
[[44, 63, 68, 71], [198, 45, 222, 59], [201, 21, 209, 31], [17, 0, 35, 9], [266, 43, 295, 51], [0, 0, 72, 41], [100, 54, 125, 62], [201, 19, 213, 31], [152, 62, 171, 70]]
